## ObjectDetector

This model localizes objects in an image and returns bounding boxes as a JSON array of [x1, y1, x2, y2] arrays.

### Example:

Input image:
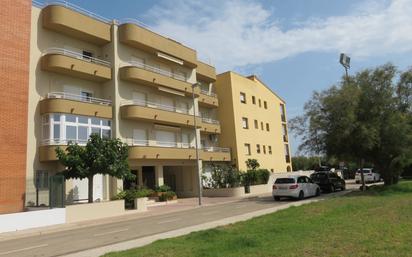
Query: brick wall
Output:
[[0, 0, 31, 214]]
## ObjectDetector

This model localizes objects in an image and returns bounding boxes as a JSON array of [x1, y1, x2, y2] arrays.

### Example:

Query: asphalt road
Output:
[[0, 189, 352, 257]]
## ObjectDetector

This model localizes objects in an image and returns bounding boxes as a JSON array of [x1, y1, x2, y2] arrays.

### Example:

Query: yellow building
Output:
[[26, 2, 230, 205], [215, 72, 292, 172]]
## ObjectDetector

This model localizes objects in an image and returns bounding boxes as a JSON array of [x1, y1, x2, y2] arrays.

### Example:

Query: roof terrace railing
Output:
[[127, 61, 187, 82], [43, 47, 111, 67], [46, 92, 112, 105]]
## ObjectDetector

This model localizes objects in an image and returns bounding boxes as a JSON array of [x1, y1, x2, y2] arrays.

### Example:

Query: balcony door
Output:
[[133, 91, 146, 106], [133, 128, 147, 146], [155, 130, 176, 147]]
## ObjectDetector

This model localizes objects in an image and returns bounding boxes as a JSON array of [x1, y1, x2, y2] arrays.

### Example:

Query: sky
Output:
[[41, 0, 412, 154]]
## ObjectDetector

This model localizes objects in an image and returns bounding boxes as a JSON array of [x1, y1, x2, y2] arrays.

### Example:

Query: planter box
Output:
[[134, 197, 148, 212], [66, 200, 125, 223], [203, 187, 245, 197]]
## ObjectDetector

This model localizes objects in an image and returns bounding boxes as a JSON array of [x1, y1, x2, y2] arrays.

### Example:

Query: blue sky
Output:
[[42, 0, 412, 154]]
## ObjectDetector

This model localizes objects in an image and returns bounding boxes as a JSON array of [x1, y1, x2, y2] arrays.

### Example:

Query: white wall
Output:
[[0, 208, 65, 233]]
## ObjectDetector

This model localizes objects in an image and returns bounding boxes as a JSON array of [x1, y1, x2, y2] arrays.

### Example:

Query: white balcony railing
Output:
[[41, 138, 89, 146], [200, 89, 217, 98], [46, 92, 112, 105], [43, 48, 111, 67], [124, 138, 194, 149], [201, 117, 220, 125], [121, 99, 196, 115], [203, 146, 230, 153], [126, 61, 187, 82], [43, 0, 111, 24]]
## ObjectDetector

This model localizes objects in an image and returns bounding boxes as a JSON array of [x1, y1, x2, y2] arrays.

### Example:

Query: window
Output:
[[282, 124, 288, 142], [252, 96, 256, 104], [254, 120, 258, 129], [35, 171, 49, 190], [280, 104, 286, 122], [82, 50, 93, 61], [263, 145, 266, 154], [259, 99, 261, 107], [242, 117, 249, 129], [256, 144, 261, 153], [260, 121, 264, 130], [268, 146, 272, 154], [264, 101, 267, 109], [240, 92, 246, 104], [81, 91, 93, 102], [244, 143, 251, 155], [266, 123, 270, 131]]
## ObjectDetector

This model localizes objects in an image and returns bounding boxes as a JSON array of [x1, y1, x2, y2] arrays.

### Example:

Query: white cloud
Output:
[[144, 0, 412, 71]]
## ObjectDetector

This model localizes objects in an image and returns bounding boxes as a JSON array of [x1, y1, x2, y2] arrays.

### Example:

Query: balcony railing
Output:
[[124, 138, 194, 148], [43, 0, 111, 24], [126, 61, 187, 82], [46, 92, 112, 105], [200, 89, 217, 98], [121, 99, 195, 115], [285, 155, 291, 163], [43, 48, 111, 67], [41, 138, 89, 146], [201, 117, 220, 125], [203, 146, 230, 153]]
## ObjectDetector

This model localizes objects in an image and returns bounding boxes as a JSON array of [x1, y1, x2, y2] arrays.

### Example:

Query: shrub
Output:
[[155, 185, 172, 192], [245, 159, 260, 170], [205, 164, 242, 188], [159, 191, 177, 201], [242, 169, 270, 185]]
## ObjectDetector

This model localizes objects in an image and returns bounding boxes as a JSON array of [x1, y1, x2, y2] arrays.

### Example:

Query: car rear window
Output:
[[275, 178, 295, 184], [311, 173, 327, 179]]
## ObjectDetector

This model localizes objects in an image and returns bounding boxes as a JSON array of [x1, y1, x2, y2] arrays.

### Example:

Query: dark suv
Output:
[[310, 172, 346, 192]]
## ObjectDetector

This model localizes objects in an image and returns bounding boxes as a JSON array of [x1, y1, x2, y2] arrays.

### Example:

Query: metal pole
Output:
[[360, 158, 366, 191], [192, 84, 202, 206]]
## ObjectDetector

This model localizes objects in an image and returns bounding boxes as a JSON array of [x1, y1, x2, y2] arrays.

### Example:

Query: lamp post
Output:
[[192, 83, 202, 205]]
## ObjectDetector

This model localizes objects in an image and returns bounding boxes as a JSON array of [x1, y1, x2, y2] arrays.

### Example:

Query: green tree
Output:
[[291, 64, 412, 185], [245, 159, 260, 170], [56, 134, 133, 203]]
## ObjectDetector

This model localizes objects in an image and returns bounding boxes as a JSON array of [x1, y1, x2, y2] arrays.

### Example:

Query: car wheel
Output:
[[315, 188, 321, 196], [298, 191, 304, 200], [341, 184, 346, 191], [330, 184, 335, 193], [274, 196, 280, 201]]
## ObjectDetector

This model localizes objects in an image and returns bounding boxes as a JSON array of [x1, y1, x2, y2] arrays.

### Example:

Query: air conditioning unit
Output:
[[208, 134, 218, 143]]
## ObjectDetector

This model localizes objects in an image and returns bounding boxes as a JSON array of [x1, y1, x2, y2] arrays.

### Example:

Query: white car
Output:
[[272, 175, 320, 201], [355, 168, 380, 184]]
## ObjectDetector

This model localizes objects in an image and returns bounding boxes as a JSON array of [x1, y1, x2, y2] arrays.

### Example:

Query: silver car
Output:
[[272, 175, 321, 201]]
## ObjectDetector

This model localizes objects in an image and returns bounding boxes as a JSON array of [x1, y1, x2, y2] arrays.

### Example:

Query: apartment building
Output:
[[25, 2, 231, 207], [0, 0, 31, 214], [215, 72, 292, 172]]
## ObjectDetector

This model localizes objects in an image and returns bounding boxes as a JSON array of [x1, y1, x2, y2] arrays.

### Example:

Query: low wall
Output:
[[0, 208, 65, 233], [269, 170, 315, 183], [203, 187, 245, 197], [65, 200, 125, 223], [249, 184, 271, 195]]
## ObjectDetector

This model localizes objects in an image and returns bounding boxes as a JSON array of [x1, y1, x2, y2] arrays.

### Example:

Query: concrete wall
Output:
[[65, 200, 125, 223], [203, 187, 245, 197], [0, 208, 65, 233]]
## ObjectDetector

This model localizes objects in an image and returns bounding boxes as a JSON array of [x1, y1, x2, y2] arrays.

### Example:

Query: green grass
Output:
[[104, 181, 412, 257]]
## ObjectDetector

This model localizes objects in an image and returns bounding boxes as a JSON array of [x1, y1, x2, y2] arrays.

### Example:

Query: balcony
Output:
[[118, 22, 197, 68], [198, 90, 219, 108], [40, 92, 112, 119], [38, 139, 89, 162], [42, 3, 111, 45], [126, 139, 197, 160], [200, 117, 221, 134], [120, 99, 201, 128], [200, 147, 231, 162], [41, 48, 112, 82], [196, 61, 216, 82], [119, 64, 199, 96], [285, 155, 291, 163]]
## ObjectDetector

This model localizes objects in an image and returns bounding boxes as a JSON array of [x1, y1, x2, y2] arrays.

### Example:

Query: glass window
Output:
[[78, 116, 88, 124], [35, 171, 49, 189], [240, 92, 246, 104], [264, 101, 267, 109], [263, 145, 266, 154], [102, 129, 111, 138], [261, 122, 264, 130], [266, 123, 270, 131], [254, 120, 258, 129], [78, 126, 88, 141], [101, 119, 111, 126], [66, 125, 77, 140], [53, 114, 61, 122], [252, 96, 256, 104], [268, 146, 272, 154], [53, 124, 60, 139], [256, 144, 261, 153], [91, 127, 101, 136], [244, 143, 251, 155], [66, 115, 76, 123], [43, 125, 50, 140], [242, 117, 249, 129], [91, 118, 100, 125], [259, 99, 261, 107]]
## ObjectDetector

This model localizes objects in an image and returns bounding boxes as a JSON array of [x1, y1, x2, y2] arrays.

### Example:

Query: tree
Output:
[[291, 64, 412, 185], [56, 134, 134, 203], [245, 159, 260, 170]]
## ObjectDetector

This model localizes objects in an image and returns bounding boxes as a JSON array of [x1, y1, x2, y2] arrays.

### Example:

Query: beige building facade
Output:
[[24, 2, 290, 207], [215, 72, 292, 172]]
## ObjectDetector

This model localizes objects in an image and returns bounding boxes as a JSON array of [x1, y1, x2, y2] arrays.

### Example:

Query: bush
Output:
[[242, 169, 270, 185], [205, 164, 242, 188], [159, 191, 177, 202], [112, 188, 154, 201], [155, 185, 171, 192]]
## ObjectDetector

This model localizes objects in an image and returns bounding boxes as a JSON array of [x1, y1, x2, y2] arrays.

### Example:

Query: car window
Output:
[[311, 173, 327, 179], [297, 177, 306, 183], [275, 178, 295, 184]]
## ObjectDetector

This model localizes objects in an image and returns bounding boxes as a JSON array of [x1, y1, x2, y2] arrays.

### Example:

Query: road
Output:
[[0, 188, 355, 257]]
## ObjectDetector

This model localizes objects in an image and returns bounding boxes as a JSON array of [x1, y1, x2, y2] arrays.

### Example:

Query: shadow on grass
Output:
[[344, 180, 412, 198]]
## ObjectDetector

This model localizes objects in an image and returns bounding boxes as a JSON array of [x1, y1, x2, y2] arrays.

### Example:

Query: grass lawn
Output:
[[104, 181, 412, 257]]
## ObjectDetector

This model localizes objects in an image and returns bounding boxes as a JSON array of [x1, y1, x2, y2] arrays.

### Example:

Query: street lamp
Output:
[[192, 82, 202, 205], [339, 53, 350, 81]]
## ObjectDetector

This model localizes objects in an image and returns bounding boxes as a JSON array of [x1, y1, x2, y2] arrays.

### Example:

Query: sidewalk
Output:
[[0, 194, 264, 242]]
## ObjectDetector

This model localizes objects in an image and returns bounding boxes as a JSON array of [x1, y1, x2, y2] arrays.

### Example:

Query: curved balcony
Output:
[[200, 147, 231, 162], [41, 48, 112, 82], [125, 139, 197, 160], [198, 90, 219, 108], [120, 99, 201, 128], [118, 22, 197, 68], [200, 117, 221, 134], [38, 139, 88, 162], [40, 92, 112, 119], [119, 64, 199, 96], [42, 3, 111, 45]]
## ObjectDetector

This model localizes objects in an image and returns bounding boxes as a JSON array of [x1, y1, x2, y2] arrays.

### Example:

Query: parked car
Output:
[[272, 176, 320, 201], [310, 172, 346, 192], [355, 168, 380, 184]]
